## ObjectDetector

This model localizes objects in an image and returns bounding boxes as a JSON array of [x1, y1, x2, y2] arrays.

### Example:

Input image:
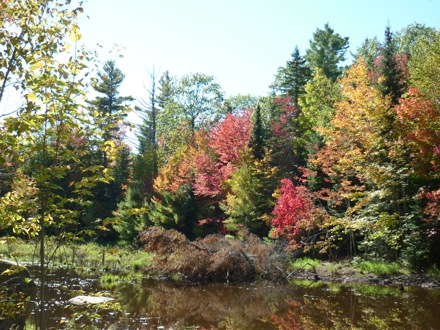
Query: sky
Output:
[[78, 0, 440, 101]]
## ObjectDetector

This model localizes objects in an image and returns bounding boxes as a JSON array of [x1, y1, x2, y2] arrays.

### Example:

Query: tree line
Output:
[[1, 0, 440, 270]]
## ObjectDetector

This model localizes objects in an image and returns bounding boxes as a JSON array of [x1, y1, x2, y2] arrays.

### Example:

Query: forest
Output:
[[1, 0, 440, 272]]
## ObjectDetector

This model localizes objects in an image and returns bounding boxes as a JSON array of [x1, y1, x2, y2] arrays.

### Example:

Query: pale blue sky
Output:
[[78, 0, 440, 99]]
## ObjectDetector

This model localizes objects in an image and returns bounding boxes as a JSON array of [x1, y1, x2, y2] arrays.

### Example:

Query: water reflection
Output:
[[31, 270, 440, 329]]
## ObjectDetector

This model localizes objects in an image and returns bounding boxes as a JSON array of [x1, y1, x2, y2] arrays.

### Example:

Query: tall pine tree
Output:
[[88, 60, 134, 141], [305, 23, 349, 81], [85, 60, 133, 241], [271, 46, 311, 105], [250, 104, 266, 159], [378, 26, 406, 105]]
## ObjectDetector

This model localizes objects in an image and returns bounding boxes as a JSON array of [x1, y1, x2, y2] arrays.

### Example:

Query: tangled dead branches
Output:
[[138, 227, 288, 283]]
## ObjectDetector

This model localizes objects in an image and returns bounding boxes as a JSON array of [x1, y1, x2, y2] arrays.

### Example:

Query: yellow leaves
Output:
[[68, 25, 81, 42], [30, 61, 43, 71], [1, 268, 15, 276], [0, 173, 40, 237], [26, 93, 38, 102]]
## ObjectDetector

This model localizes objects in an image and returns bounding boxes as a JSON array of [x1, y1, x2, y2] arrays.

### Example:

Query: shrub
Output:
[[138, 227, 288, 282]]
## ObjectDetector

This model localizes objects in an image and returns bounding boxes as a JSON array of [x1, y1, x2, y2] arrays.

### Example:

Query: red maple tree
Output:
[[271, 178, 313, 249]]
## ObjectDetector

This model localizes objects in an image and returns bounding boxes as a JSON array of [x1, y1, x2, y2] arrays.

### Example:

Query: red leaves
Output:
[[193, 153, 223, 198], [193, 110, 252, 198], [210, 110, 251, 165], [271, 178, 312, 248], [420, 188, 440, 224], [395, 87, 440, 173]]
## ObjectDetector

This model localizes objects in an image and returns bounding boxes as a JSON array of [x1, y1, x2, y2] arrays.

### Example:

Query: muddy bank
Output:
[[288, 262, 440, 289]]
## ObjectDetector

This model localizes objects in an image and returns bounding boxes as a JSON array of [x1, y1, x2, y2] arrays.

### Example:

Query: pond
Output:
[[27, 269, 440, 329]]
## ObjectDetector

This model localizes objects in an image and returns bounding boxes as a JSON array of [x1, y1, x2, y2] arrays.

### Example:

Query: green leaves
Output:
[[305, 23, 349, 81]]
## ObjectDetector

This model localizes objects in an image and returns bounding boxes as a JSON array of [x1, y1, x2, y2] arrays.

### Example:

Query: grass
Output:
[[290, 257, 322, 271], [290, 279, 324, 288], [427, 265, 440, 279], [100, 272, 143, 289], [326, 262, 344, 275], [351, 259, 406, 276], [0, 237, 153, 273]]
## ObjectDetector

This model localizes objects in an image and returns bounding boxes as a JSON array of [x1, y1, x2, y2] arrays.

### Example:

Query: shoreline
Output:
[[288, 261, 440, 289]]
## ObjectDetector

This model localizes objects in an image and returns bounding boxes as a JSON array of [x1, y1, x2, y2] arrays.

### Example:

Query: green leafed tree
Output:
[[408, 27, 440, 107], [298, 68, 341, 191], [305, 23, 349, 81], [0, 1, 117, 328], [175, 72, 224, 132], [354, 37, 381, 69], [271, 46, 311, 104], [156, 72, 224, 166], [222, 149, 277, 237]]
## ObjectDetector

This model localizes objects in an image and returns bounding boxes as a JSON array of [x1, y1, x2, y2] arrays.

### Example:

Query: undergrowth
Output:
[[351, 258, 406, 276], [138, 227, 289, 282], [289, 257, 322, 271], [0, 237, 153, 273]]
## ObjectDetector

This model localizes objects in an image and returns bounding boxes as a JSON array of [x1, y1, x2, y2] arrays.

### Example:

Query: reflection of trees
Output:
[[147, 281, 288, 329], [270, 285, 440, 330], [113, 280, 292, 329], [40, 271, 440, 329]]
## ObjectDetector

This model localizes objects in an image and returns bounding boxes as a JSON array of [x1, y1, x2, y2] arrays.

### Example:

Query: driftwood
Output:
[[68, 295, 114, 306]]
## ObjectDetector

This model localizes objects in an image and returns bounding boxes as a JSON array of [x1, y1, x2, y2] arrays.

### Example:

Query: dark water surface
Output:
[[28, 269, 440, 329]]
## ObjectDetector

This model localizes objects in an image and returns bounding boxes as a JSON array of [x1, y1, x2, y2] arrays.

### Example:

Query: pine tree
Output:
[[272, 46, 311, 104], [88, 60, 134, 140], [378, 26, 406, 105], [250, 104, 266, 159], [84, 61, 134, 241], [157, 70, 176, 110], [305, 23, 349, 81], [136, 69, 160, 191]]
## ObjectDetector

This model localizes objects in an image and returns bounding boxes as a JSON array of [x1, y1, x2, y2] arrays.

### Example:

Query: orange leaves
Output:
[[210, 110, 251, 165], [395, 87, 440, 174], [154, 111, 252, 199], [315, 60, 392, 188]]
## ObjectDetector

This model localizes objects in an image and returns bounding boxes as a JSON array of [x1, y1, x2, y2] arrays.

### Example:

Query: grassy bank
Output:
[[0, 237, 153, 273], [2, 237, 440, 287]]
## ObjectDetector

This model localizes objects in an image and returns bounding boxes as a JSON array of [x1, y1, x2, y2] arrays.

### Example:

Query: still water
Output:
[[28, 269, 440, 329]]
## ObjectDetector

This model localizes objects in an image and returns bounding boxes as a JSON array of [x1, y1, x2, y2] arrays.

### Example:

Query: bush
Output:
[[138, 227, 288, 282]]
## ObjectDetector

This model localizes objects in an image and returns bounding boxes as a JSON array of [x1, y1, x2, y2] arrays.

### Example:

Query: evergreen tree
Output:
[[354, 37, 381, 69], [88, 60, 134, 141], [378, 26, 406, 105], [136, 69, 160, 192], [271, 46, 311, 104], [85, 61, 134, 241], [250, 104, 266, 159], [305, 23, 349, 81], [157, 70, 176, 111], [137, 69, 158, 155], [222, 149, 277, 238]]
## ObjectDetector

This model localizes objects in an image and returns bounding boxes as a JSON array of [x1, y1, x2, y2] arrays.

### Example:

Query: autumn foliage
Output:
[[271, 179, 313, 249]]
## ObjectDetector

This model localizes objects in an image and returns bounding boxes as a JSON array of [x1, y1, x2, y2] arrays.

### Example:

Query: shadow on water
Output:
[[26, 268, 440, 329]]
